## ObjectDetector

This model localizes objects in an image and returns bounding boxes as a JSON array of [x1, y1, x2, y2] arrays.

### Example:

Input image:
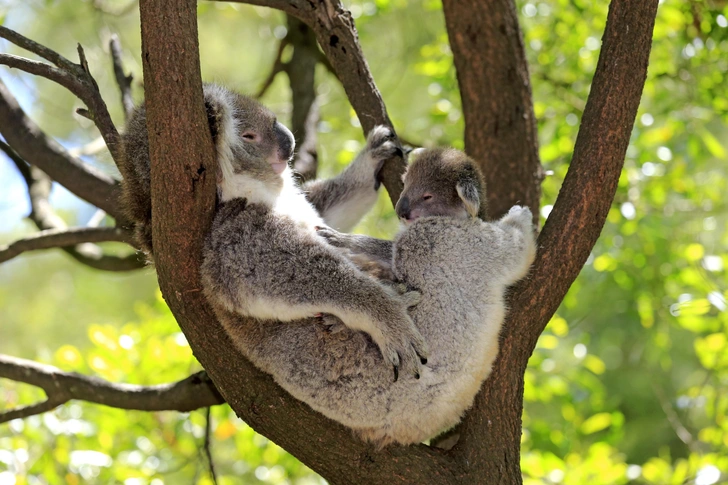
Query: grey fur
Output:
[[208, 147, 536, 446], [214, 204, 536, 447], [121, 83, 425, 377]]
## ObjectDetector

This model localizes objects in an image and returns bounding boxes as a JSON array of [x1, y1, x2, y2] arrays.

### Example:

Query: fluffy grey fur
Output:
[[121, 83, 427, 377], [213, 204, 536, 447]]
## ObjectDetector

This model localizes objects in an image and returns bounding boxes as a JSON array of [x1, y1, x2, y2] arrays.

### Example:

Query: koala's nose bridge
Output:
[[275, 121, 295, 160], [396, 196, 410, 219]]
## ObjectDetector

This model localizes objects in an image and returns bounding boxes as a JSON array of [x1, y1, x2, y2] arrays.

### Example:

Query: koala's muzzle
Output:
[[396, 196, 411, 221], [275, 121, 295, 162]]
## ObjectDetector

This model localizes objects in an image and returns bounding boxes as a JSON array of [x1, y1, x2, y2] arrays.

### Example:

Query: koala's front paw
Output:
[[375, 304, 429, 382], [397, 288, 421, 308], [501, 205, 534, 230], [316, 226, 349, 248], [365, 125, 403, 189]]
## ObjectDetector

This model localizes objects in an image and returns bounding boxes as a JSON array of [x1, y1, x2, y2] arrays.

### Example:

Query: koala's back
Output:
[[214, 216, 511, 446]]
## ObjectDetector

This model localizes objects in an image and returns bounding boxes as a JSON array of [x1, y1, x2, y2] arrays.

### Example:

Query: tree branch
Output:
[[109, 34, 135, 121], [442, 0, 543, 221], [139, 1, 460, 483], [515, 0, 659, 351], [0, 26, 122, 166], [222, 0, 406, 204], [3, 142, 143, 271], [0, 227, 136, 265], [455, 0, 660, 479], [255, 37, 287, 99], [285, 15, 319, 182], [0, 354, 224, 423], [0, 80, 124, 221]]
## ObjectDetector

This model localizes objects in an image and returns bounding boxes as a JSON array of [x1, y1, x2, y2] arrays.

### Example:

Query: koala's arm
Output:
[[304, 126, 402, 232], [316, 227, 394, 279], [201, 200, 427, 379]]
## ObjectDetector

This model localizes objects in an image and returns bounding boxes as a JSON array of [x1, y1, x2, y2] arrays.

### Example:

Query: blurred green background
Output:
[[1, 0, 727, 483]]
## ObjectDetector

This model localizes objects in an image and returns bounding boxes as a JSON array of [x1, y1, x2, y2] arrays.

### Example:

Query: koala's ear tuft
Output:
[[456, 176, 480, 218]]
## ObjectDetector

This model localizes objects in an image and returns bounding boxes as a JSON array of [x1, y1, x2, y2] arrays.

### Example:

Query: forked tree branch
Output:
[[139, 1, 459, 483], [0, 26, 122, 164], [2, 142, 143, 271], [0, 354, 224, 424], [454, 0, 660, 479], [0, 80, 124, 221]]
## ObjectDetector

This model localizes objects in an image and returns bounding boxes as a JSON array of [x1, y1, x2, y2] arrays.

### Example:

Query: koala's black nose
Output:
[[396, 196, 411, 220], [275, 121, 295, 160]]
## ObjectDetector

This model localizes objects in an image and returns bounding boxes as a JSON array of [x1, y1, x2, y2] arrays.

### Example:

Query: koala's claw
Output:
[[316, 226, 346, 247], [501, 205, 534, 230], [393, 362, 399, 382]]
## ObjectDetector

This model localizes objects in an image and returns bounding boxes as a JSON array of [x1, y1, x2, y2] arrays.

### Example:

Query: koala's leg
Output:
[[303, 126, 403, 232], [202, 203, 427, 380], [316, 228, 395, 280], [492, 206, 538, 283]]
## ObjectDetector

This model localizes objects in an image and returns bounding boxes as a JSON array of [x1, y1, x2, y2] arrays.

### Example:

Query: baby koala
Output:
[[219, 147, 537, 447]]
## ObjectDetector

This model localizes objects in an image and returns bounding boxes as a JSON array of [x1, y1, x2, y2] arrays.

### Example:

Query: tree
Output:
[[0, 0, 664, 483]]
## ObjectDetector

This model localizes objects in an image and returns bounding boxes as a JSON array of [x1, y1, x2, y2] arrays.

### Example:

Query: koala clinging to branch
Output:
[[215, 148, 537, 447], [119, 83, 390, 255], [120, 83, 427, 378]]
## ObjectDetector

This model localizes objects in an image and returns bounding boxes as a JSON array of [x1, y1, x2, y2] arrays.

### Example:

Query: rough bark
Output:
[[141, 0, 658, 482], [452, 1, 660, 483]]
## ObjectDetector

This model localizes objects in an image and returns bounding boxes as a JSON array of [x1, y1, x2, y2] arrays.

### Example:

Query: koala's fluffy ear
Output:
[[456, 175, 480, 218]]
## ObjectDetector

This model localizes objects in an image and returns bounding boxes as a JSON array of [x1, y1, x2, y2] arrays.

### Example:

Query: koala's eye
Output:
[[422, 194, 433, 201], [241, 132, 259, 142]]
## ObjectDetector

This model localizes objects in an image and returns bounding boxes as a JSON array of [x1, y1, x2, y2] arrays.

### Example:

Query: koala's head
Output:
[[395, 147, 487, 224], [203, 84, 295, 202]]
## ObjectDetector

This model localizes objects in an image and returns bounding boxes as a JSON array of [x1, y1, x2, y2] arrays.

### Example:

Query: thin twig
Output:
[[0, 227, 137, 264], [0, 26, 122, 164], [255, 39, 288, 99], [653, 383, 697, 452], [2, 142, 143, 271], [0, 354, 225, 424], [203, 407, 218, 485], [0, 25, 77, 71], [109, 34, 135, 120]]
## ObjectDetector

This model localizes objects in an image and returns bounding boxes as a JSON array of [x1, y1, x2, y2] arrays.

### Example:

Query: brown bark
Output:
[[139, 1, 457, 483], [451, 1, 660, 482], [442, 0, 543, 221], [139, 0, 658, 483]]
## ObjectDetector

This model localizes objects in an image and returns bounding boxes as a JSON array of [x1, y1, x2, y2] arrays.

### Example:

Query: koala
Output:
[[119, 83, 389, 255], [319, 147, 490, 281], [212, 147, 538, 447], [119, 82, 428, 378]]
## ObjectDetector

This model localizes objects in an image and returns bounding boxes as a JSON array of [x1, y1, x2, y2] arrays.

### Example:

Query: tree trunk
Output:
[[139, 0, 659, 482], [442, 0, 542, 221]]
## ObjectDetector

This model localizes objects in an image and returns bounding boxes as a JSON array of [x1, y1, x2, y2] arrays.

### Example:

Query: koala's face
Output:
[[395, 148, 485, 224], [229, 92, 294, 175], [204, 84, 295, 193]]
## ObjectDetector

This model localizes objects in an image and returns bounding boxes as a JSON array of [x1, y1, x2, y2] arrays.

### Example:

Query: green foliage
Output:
[[1, 0, 727, 483]]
